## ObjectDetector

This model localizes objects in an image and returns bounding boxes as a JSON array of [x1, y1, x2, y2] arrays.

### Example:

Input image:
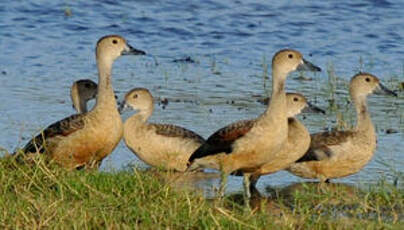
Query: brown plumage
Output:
[[187, 49, 321, 198], [288, 73, 397, 182], [231, 93, 325, 188], [295, 131, 355, 162], [17, 35, 146, 169], [152, 124, 204, 142], [188, 119, 255, 161], [21, 114, 85, 154], [70, 79, 98, 113], [120, 88, 205, 172]]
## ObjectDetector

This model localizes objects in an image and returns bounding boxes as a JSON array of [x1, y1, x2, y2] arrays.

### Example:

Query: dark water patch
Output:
[[239, 13, 277, 18], [12, 17, 29, 22], [172, 56, 196, 63], [162, 27, 194, 38], [366, 0, 393, 8], [365, 33, 379, 39]]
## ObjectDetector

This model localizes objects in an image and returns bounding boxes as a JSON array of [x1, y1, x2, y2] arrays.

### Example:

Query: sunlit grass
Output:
[[0, 154, 402, 229]]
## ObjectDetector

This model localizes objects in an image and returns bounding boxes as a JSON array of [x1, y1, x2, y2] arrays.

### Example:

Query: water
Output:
[[0, 0, 403, 192]]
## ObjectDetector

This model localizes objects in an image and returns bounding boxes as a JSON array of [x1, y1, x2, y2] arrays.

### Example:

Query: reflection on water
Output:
[[227, 182, 363, 211], [216, 182, 361, 214], [222, 181, 401, 223], [264, 182, 359, 202], [0, 1, 403, 189], [142, 168, 220, 192]]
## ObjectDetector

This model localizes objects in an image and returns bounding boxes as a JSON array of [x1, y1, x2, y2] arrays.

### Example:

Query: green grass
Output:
[[0, 154, 402, 229]]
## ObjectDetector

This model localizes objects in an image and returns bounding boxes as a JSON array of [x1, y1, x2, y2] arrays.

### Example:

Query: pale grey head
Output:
[[71, 79, 97, 113], [118, 88, 154, 114]]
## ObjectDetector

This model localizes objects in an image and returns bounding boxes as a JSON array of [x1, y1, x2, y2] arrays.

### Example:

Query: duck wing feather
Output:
[[151, 123, 205, 144], [20, 114, 86, 154], [296, 130, 355, 162], [188, 119, 255, 164]]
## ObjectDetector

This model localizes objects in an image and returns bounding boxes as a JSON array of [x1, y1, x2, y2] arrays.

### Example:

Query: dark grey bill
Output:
[[302, 102, 326, 114], [297, 58, 321, 72], [118, 101, 127, 114], [374, 83, 398, 97], [122, 44, 146, 56]]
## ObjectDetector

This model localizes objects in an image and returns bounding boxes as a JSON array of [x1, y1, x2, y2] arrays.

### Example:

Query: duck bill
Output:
[[118, 101, 128, 114], [375, 83, 397, 97], [302, 102, 326, 114], [297, 58, 322, 72], [122, 44, 146, 56]]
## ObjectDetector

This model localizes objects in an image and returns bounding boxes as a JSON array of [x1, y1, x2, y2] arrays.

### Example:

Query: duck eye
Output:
[[293, 97, 298, 102], [288, 54, 293, 59], [133, 94, 138, 99], [365, 77, 370, 82], [112, 39, 118, 44]]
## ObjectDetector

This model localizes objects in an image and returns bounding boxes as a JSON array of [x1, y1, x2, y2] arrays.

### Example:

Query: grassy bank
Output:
[[0, 155, 402, 229]]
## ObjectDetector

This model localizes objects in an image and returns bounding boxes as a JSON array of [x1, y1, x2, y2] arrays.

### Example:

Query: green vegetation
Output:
[[0, 154, 402, 229]]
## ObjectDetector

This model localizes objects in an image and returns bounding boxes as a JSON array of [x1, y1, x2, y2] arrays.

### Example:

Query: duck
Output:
[[119, 88, 205, 172], [17, 35, 146, 169], [233, 93, 325, 189], [287, 73, 397, 182], [187, 49, 321, 198], [70, 79, 97, 113]]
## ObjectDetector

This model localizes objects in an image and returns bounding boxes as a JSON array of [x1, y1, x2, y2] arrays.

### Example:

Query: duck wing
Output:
[[20, 114, 86, 154], [188, 119, 255, 164], [151, 123, 205, 144], [296, 130, 355, 162]]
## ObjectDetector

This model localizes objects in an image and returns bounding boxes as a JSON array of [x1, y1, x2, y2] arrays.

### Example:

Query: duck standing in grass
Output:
[[70, 79, 97, 113], [119, 88, 205, 172], [17, 35, 146, 169], [233, 93, 325, 190], [287, 73, 397, 182], [187, 49, 321, 198]]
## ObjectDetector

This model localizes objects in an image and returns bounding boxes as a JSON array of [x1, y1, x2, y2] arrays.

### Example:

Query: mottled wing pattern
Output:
[[188, 119, 255, 164], [296, 130, 355, 162], [151, 123, 205, 144], [21, 114, 86, 154]]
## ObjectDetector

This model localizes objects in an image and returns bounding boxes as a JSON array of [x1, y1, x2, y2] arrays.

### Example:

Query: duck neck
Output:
[[138, 106, 153, 123], [124, 109, 152, 130], [95, 56, 117, 109], [78, 100, 88, 113], [264, 69, 286, 118], [71, 88, 84, 113], [353, 95, 374, 133]]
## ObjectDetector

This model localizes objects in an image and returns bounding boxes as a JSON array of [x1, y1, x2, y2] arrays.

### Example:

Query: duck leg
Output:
[[219, 170, 228, 198], [249, 174, 260, 191], [243, 173, 252, 208]]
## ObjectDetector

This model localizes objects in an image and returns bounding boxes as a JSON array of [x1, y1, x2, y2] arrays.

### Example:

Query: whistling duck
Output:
[[287, 73, 397, 182], [187, 49, 321, 198], [18, 35, 145, 169], [120, 88, 205, 172], [233, 93, 325, 189]]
